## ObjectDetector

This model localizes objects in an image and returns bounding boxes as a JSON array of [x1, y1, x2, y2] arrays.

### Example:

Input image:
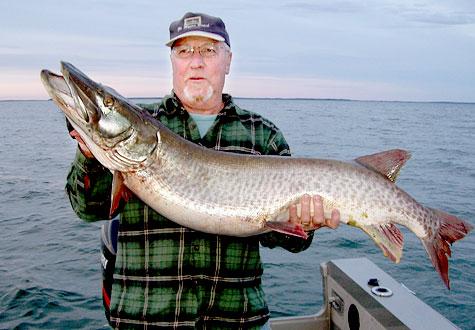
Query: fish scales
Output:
[[128, 133, 421, 237]]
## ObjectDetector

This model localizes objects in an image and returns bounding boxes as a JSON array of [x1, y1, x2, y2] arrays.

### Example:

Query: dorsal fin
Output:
[[355, 149, 411, 182]]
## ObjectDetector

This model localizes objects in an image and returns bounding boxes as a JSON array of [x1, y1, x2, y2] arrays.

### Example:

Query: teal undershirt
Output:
[[189, 113, 218, 138]]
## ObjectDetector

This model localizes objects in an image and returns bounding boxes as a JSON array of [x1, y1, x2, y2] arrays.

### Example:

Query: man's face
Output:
[[171, 36, 232, 109]]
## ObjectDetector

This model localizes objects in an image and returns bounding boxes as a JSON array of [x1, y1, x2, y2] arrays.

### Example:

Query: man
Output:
[[66, 12, 339, 329]]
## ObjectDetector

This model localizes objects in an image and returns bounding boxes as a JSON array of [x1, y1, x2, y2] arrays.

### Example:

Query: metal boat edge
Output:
[[270, 258, 459, 330]]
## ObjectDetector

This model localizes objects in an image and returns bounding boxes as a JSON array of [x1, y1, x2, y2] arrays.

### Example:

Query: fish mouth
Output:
[[60, 61, 103, 125], [42, 62, 134, 144], [40, 68, 89, 125], [40, 62, 102, 129]]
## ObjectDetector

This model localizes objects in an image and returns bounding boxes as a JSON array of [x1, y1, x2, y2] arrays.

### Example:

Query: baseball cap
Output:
[[166, 12, 230, 47]]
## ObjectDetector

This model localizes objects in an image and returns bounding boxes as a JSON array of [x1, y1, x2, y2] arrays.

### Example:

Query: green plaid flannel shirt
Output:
[[66, 93, 314, 329]]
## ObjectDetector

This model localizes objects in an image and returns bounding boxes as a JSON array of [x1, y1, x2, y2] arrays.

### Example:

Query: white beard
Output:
[[183, 85, 214, 104]]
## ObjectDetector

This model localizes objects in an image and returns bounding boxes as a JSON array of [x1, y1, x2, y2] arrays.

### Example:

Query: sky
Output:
[[1, 0, 474, 102]]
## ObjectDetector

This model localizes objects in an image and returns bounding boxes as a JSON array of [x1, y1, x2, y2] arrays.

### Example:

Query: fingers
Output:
[[289, 203, 298, 223], [327, 209, 340, 229], [313, 196, 340, 230], [69, 130, 94, 159], [69, 129, 80, 140], [300, 194, 311, 224], [312, 195, 325, 227], [287, 194, 340, 231]]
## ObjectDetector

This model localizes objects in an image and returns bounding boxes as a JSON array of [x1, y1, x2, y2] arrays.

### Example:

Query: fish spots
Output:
[[243, 216, 257, 224], [423, 222, 430, 235], [419, 219, 432, 238]]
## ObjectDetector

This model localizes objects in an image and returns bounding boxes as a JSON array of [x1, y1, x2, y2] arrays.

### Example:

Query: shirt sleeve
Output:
[[265, 129, 291, 156], [65, 147, 113, 222], [259, 125, 316, 252]]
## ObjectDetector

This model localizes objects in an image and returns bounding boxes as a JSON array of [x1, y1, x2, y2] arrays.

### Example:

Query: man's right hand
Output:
[[69, 129, 95, 159]]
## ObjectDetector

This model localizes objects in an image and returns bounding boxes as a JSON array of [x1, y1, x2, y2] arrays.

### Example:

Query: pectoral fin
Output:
[[353, 222, 404, 263], [110, 171, 132, 218]]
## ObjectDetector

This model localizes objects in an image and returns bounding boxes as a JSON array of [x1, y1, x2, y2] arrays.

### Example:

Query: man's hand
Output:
[[289, 194, 340, 230], [69, 129, 95, 159]]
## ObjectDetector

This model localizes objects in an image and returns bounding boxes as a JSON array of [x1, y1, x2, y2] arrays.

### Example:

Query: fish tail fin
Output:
[[421, 208, 472, 289], [356, 223, 404, 263]]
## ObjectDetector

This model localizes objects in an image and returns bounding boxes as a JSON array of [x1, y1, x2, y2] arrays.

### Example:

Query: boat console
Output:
[[270, 258, 458, 330]]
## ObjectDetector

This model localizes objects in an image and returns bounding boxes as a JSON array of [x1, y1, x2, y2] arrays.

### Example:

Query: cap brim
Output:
[[166, 31, 225, 47]]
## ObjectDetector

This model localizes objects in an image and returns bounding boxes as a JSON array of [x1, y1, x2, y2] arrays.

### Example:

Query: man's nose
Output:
[[189, 51, 205, 68]]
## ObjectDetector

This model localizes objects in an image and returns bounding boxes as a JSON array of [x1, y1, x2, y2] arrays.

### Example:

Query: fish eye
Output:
[[103, 95, 114, 107]]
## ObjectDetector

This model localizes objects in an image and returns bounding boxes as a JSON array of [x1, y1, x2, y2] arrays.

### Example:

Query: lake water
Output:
[[0, 98, 474, 329]]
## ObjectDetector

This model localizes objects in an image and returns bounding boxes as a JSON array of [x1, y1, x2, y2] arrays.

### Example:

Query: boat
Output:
[[270, 258, 459, 330]]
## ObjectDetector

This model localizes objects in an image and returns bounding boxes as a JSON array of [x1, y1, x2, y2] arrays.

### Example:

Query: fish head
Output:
[[41, 62, 158, 172]]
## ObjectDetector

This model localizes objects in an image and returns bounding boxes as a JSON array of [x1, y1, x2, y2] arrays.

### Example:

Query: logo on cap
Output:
[[183, 16, 209, 30]]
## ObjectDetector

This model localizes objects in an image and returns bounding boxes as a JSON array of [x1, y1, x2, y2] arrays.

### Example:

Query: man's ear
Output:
[[225, 52, 232, 74]]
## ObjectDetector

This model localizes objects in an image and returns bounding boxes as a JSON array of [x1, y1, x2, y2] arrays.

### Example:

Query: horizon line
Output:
[[1, 96, 474, 105]]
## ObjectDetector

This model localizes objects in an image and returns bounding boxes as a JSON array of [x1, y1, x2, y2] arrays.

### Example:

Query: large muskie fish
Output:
[[41, 62, 471, 288]]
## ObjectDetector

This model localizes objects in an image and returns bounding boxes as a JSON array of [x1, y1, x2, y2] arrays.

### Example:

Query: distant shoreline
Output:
[[1, 97, 474, 105]]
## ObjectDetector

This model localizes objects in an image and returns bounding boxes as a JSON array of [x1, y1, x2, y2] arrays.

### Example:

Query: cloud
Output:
[[404, 12, 475, 25], [0, 46, 27, 55], [282, 0, 475, 25], [385, 1, 475, 25], [282, 1, 366, 14]]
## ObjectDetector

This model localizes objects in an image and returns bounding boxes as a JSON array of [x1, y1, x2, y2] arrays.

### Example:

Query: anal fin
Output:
[[355, 222, 404, 263]]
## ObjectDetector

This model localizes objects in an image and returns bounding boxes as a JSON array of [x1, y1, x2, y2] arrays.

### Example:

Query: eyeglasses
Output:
[[172, 43, 225, 59]]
